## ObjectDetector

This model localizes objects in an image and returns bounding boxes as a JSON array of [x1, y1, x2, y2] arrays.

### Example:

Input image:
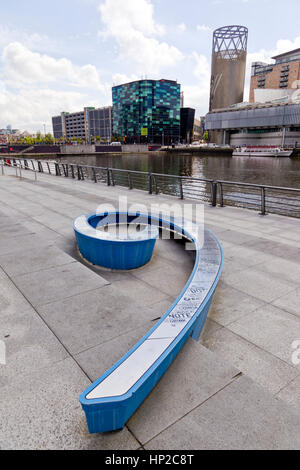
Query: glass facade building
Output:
[[112, 79, 181, 144]]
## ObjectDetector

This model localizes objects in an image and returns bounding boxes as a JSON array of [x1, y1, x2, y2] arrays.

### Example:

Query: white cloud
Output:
[[0, 25, 54, 52], [98, 0, 183, 74], [0, 41, 112, 132], [0, 86, 90, 132], [2, 42, 105, 91], [196, 25, 211, 32], [178, 23, 186, 33], [112, 73, 139, 86], [183, 52, 211, 114]]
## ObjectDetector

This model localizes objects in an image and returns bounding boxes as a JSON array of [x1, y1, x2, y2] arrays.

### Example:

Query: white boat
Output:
[[233, 147, 293, 157]]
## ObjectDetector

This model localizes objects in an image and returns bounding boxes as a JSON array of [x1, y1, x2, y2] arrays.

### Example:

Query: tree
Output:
[[203, 131, 209, 142], [44, 133, 54, 144]]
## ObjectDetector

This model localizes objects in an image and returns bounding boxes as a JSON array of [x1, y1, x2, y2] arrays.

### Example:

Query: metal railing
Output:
[[2, 156, 300, 218]]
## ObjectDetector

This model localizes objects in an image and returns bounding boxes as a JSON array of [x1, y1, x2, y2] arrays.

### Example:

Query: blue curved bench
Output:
[[77, 212, 223, 433]]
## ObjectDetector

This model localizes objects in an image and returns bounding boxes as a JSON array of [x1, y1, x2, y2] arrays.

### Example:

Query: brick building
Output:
[[249, 49, 300, 102]]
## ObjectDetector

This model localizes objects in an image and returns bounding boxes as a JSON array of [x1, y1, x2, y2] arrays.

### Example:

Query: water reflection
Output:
[[60, 152, 300, 188]]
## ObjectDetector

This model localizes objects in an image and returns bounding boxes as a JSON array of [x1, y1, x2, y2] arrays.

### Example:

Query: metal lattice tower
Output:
[[209, 25, 248, 112], [213, 25, 248, 60]]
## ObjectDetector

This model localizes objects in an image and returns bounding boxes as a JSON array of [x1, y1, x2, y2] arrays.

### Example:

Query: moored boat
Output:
[[233, 146, 293, 157]]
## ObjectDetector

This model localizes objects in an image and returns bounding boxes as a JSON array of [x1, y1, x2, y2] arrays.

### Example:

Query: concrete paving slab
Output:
[[152, 238, 196, 268], [111, 275, 170, 307], [202, 328, 299, 394], [13, 262, 109, 307], [0, 268, 34, 316], [0, 223, 34, 239], [228, 304, 300, 366], [254, 256, 300, 285], [144, 375, 300, 450], [199, 318, 223, 341], [21, 220, 64, 243], [224, 266, 297, 303], [247, 237, 300, 262], [0, 358, 139, 450], [127, 340, 239, 445], [0, 232, 52, 256], [132, 264, 192, 298], [147, 297, 175, 319], [272, 288, 300, 318], [216, 229, 260, 247], [222, 243, 275, 268], [208, 281, 265, 326], [75, 324, 154, 382], [36, 285, 155, 354], [0, 245, 75, 277], [0, 306, 68, 387], [2, 167, 300, 449], [32, 211, 73, 230], [276, 375, 300, 411]]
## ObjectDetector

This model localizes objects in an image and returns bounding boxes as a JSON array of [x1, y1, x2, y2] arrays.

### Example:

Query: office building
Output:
[[249, 49, 300, 102], [112, 79, 181, 144], [52, 106, 112, 142], [180, 108, 195, 143]]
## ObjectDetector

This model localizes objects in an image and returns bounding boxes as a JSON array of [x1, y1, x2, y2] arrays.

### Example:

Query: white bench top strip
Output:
[[85, 216, 221, 400]]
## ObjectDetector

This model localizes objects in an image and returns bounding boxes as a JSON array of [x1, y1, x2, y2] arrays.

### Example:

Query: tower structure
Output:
[[209, 25, 248, 111]]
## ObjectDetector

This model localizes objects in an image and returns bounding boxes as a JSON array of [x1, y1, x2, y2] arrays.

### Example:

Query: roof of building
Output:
[[207, 98, 299, 115], [272, 47, 300, 60], [112, 79, 178, 88]]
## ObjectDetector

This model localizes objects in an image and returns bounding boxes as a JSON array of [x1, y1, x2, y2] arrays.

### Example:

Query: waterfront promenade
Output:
[[1, 166, 300, 449]]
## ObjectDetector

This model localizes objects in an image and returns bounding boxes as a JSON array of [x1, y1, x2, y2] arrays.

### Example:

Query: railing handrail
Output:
[[3, 156, 300, 193], [3, 156, 300, 218], [216, 179, 300, 193]]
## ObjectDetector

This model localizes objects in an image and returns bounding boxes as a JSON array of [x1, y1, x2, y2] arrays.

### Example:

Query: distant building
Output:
[[206, 101, 300, 147], [112, 79, 181, 144], [180, 108, 195, 143], [52, 106, 112, 142], [193, 117, 205, 141], [249, 49, 300, 102], [180, 91, 184, 108]]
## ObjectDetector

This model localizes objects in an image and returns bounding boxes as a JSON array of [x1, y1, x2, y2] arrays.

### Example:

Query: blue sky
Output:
[[0, 0, 299, 132]]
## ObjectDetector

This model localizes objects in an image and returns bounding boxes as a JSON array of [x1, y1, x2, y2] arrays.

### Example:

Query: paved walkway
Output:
[[0, 166, 300, 449]]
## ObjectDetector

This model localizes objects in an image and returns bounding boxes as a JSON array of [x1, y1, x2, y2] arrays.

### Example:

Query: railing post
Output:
[[211, 182, 217, 207], [128, 172, 132, 189], [219, 182, 224, 207], [71, 164, 75, 179], [179, 177, 184, 200], [92, 167, 97, 183], [110, 169, 115, 186], [154, 175, 159, 194], [149, 172, 153, 194], [260, 187, 266, 215], [107, 168, 111, 186], [77, 165, 81, 180]]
